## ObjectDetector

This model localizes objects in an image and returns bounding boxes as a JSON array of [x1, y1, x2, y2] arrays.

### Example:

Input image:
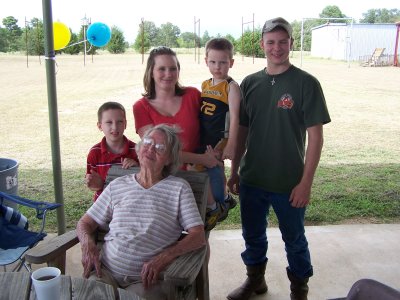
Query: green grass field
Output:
[[1, 51, 399, 231]]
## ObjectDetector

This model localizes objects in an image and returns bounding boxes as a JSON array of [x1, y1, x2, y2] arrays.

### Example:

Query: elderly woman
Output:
[[76, 124, 206, 299]]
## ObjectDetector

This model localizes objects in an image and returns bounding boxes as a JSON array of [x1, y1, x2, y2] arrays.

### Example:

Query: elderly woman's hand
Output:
[[77, 214, 102, 279], [141, 252, 172, 289], [81, 239, 102, 278], [141, 224, 205, 289]]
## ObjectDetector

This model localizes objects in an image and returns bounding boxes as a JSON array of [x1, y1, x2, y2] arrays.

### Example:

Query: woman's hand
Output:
[[81, 239, 102, 278], [76, 214, 101, 278], [202, 145, 222, 168], [141, 252, 171, 289]]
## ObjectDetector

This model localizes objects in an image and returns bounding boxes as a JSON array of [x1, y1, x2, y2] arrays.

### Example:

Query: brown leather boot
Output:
[[227, 262, 268, 300], [287, 268, 309, 300]]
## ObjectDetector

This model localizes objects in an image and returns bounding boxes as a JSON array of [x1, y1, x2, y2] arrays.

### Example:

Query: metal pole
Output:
[[82, 15, 90, 67], [25, 17, 29, 68], [41, 0, 66, 235], [241, 17, 244, 61], [347, 18, 353, 68], [198, 19, 200, 64], [194, 17, 201, 64], [37, 20, 41, 65], [394, 23, 400, 66], [83, 26, 87, 66], [141, 18, 144, 64], [252, 13, 254, 64], [300, 18, 304, 68], [242, 15, 254, 63], [194, 17, 196, 62]]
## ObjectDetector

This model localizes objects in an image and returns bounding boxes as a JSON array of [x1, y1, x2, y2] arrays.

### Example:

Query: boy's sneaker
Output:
[[205, 203, 228, 231], [205, 206, 219, 231], [217, 202, 229, 223], [225, 193, 237, 210]]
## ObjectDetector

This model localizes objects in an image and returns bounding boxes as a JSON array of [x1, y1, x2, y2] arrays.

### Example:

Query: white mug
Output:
[[31, 267, 61, 300]]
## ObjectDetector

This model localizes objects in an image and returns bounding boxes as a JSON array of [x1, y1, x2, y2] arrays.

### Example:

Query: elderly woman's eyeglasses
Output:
[[142, 137, 167, 154]]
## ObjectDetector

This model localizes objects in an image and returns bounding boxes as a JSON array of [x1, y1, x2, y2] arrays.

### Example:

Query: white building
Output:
[[310, 23, 398, 62]]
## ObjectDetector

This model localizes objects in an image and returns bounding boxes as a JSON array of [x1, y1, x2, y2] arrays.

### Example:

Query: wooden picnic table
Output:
[[0, 272, 143, 300]]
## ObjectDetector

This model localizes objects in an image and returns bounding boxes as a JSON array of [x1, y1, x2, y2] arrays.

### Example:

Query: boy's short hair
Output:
[[205, 38, 234, 59], [97, 102, 126, 122]]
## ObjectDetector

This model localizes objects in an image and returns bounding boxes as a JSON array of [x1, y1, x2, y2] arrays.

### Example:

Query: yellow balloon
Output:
[[53, 22, 71, 50]]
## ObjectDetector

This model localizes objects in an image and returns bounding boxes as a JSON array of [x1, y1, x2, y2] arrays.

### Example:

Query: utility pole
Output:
[[141, 18, 145, 64], [194, 17, 200, 64], [242, 14, 255, 63], [81, 15, 90, 66]]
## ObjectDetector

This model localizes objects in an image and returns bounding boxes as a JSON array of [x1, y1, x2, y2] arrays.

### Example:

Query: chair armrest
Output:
[[0, 191, 61, 219], [25, 230, 79, 264], [118, 288, 145, 300], [163, 245, 207, 286]]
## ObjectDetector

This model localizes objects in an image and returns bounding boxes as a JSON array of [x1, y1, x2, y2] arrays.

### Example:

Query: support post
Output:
[[41, 0, 66, 236]]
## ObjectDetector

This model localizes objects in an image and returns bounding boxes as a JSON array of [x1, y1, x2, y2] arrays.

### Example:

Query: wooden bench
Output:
[[25, 165, 210, 300]]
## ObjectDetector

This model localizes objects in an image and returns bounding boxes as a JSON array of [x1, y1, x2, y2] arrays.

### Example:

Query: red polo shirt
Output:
[[86, 135, 138, 201]]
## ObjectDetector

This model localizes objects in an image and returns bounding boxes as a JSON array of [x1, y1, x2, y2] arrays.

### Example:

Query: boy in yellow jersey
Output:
[[198, 38, 241, 230]]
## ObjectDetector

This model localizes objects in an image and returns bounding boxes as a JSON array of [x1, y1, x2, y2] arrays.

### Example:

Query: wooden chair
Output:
[[369, 48, 385, 67], [25, 165, 210, 300]]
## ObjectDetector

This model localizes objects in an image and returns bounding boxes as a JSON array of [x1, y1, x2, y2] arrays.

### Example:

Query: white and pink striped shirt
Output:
[[86, 174, 203, 277]]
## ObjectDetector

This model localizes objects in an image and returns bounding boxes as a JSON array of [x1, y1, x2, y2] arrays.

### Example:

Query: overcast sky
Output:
[[1, 0, 398, 42]]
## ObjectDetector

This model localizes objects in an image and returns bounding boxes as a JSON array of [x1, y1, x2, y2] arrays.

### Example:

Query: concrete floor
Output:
[[29, 224, 400, 300]]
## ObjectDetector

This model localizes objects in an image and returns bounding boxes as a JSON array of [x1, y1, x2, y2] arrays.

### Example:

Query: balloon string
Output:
[[67, 40, 87, 47], [57, 39, 87, 51], [86, 44, 93, 53], [57, 40, 94, 54]]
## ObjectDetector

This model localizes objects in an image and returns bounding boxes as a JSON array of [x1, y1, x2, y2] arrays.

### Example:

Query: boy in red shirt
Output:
[[86, 102, 138, 201]]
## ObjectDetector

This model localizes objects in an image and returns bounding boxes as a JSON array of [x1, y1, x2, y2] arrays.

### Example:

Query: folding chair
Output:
[[0, 191, 61, 272]]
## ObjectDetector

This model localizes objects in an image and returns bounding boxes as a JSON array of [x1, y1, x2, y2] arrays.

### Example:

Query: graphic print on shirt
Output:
[[277, 93, 294, 110]]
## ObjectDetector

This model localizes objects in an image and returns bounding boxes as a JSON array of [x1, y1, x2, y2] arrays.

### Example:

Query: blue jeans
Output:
[[239, 182, 313, 279], [206, 166, 225, 204]]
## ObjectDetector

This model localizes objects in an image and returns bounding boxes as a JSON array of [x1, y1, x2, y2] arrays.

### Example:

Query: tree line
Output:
[[1, 6, 399, 57]]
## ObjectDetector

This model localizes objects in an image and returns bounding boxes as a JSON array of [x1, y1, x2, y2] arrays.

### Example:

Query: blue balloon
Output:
[[86, 22, 111, 47]]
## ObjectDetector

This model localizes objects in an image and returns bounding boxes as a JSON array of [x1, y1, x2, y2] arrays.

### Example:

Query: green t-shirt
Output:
[[239, 65, 331, 193]]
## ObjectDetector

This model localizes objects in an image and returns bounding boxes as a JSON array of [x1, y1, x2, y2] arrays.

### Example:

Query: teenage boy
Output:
[[227, 17, 331, 300]]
